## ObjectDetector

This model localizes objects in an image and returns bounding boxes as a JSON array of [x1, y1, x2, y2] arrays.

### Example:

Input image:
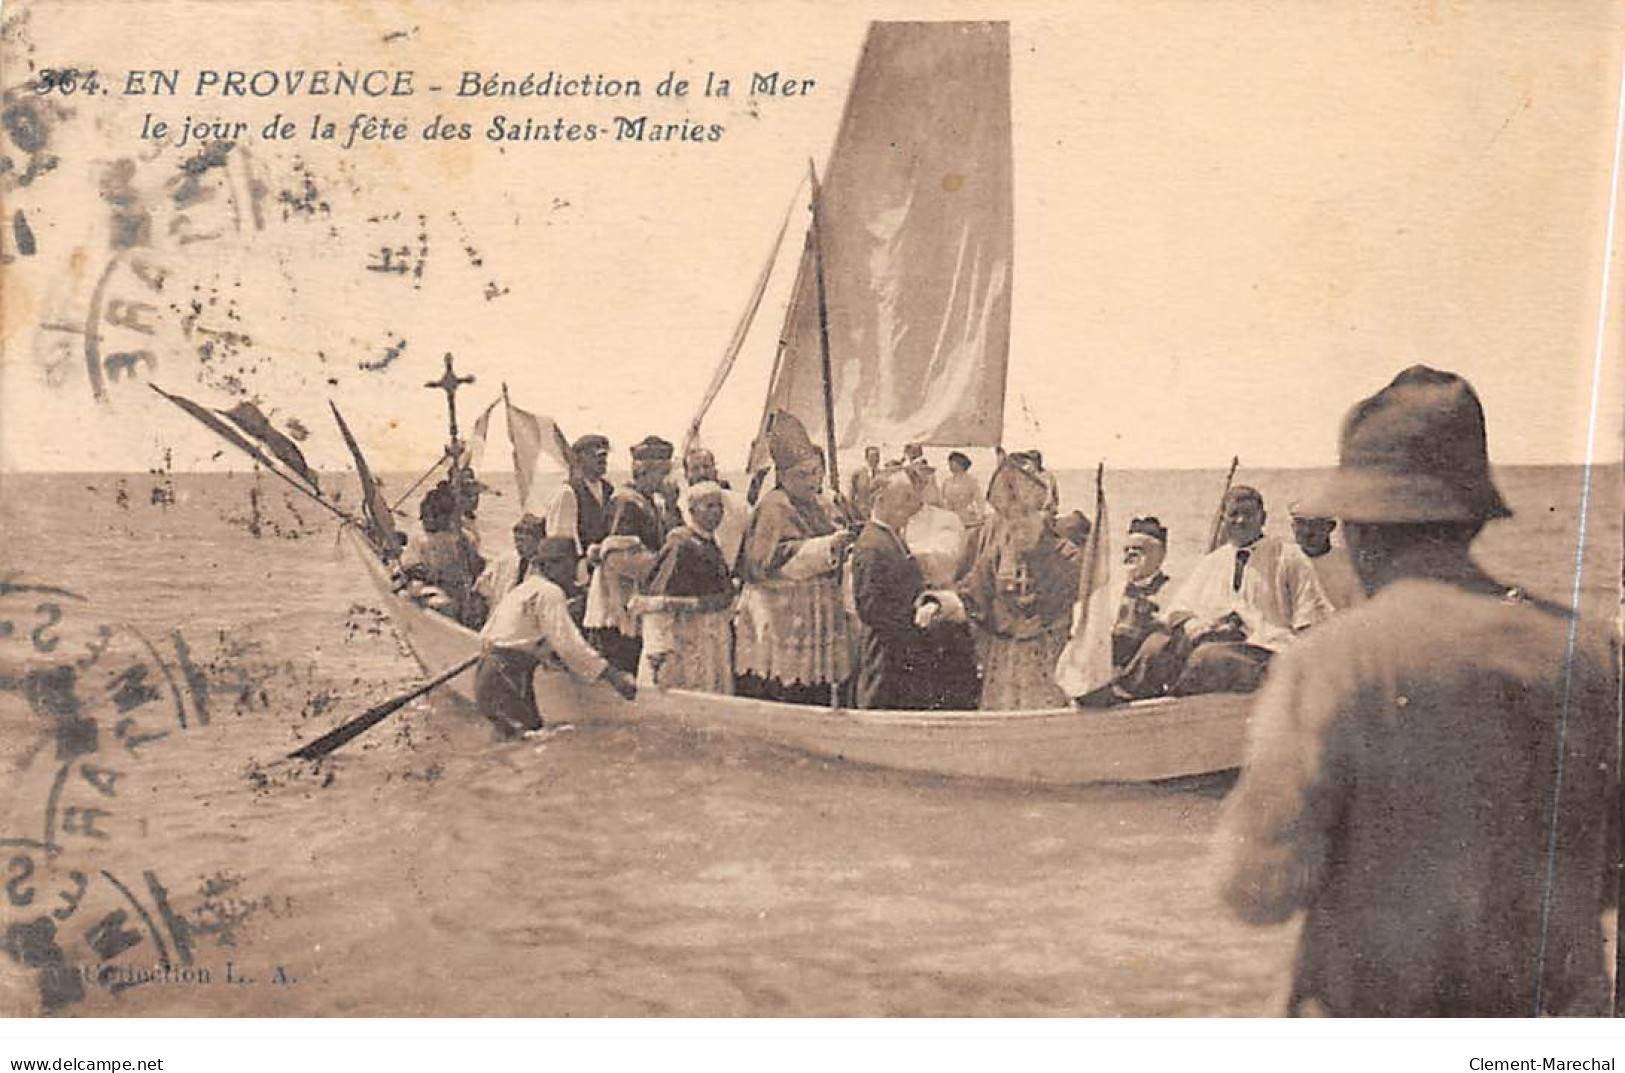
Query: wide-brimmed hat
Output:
[[1300, 366, 1511, 524]]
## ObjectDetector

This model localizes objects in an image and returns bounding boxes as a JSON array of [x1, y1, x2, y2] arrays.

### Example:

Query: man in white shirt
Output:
[[476, 535, 636, 738], [1158, 485, 1334, 694], [472, 513, 546, 623], [1117, 486, 1333, 698]]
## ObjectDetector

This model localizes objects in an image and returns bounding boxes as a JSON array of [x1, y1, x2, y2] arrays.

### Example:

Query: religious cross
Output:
[[425, 353, 475, 444]]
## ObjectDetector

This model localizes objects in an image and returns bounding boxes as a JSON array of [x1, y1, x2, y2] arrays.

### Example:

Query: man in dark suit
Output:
[[851, 469, 933, 709], [850, 466, 982, 711]]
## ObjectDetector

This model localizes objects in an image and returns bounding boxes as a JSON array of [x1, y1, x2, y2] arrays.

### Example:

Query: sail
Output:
[[750, 21, 1012, 472]]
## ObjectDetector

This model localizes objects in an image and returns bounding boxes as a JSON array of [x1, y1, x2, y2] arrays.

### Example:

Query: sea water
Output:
[[0, 465, 1616, 1015]]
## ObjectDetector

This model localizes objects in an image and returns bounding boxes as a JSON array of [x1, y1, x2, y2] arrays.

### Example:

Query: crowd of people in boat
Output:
[[393, 410, 1365, 736], [387, 367, 1622, 1021]]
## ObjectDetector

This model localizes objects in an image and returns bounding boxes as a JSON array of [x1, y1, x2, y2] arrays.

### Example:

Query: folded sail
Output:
[[752, 21, 1012, 472]]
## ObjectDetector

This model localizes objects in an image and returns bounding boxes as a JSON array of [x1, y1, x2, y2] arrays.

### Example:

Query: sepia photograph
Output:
[[0, 0, 1621, 1054]]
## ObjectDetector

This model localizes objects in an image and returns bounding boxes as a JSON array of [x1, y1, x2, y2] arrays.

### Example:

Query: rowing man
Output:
[[477, 535, 636, 739]]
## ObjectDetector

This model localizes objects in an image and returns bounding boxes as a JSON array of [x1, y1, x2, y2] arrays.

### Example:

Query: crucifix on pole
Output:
[[426, 353, 476, 451]]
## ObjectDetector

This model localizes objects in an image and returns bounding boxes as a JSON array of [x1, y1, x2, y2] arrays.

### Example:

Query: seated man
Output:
[[1111, 516, 1172, 668], [401, 483, 486, 628], [1289, 502, 1363, 610], [1119, 486, 1333, 696], [476, 536, 636, 739]]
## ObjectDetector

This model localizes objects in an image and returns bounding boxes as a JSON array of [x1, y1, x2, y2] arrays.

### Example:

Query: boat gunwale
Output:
[[344, 527, 1251, 732]]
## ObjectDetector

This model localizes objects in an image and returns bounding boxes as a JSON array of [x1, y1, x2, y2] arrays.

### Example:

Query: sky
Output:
[[1, 0, 1621, 474]]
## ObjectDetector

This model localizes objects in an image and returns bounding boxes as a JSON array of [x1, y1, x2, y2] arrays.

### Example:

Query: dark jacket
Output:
[[851, 520, 937, 710], [1216, 571, 1619, 1016]]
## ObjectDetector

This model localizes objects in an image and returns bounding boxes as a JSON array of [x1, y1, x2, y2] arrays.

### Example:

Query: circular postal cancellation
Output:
[[0, 579, 300, 1015]]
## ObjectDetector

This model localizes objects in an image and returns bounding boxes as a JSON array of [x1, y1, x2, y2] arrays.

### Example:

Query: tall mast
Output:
[[807, 158, 840, 502]]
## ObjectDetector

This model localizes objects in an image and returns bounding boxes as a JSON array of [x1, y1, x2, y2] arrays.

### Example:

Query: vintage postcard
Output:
[[1, 0, 1620, 1031]]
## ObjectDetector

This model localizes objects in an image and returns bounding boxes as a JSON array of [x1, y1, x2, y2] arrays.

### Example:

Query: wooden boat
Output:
[[337, 21, 1253, 785], [347, 528, 1249, 784]]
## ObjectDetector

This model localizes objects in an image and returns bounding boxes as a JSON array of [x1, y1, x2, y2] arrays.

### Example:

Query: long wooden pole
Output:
[[1075, 461, 1106, 637], [807, 159, 841, 505], [288, 653, 479, 760], [807, 159, 844, 709], [1205, 455, 1241, 553]]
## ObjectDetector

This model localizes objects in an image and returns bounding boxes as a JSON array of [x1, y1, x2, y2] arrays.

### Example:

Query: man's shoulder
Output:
[[855, 522, 894, 551], [1288, 576, 1611, 677]]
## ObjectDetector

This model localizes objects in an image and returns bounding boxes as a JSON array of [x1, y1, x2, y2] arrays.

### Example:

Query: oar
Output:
[[287, 653, 479, 760]]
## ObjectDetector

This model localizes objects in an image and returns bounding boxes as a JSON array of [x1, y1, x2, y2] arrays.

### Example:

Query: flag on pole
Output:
[[218, 401, 320, 493], [329, 401, 402, 560], [462, 397, 499, 472], [503, 396, 573, 513], [1053, 464, 1118, 699]]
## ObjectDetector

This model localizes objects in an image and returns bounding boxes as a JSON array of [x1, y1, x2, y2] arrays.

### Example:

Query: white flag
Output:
[[504, 399, 573, 513], [1054, 476, 1118, 698], [463, 398, 498, 472]]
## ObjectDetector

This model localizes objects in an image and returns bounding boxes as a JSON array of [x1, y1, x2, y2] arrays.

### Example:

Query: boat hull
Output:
[[346, 529, 1250, 785]]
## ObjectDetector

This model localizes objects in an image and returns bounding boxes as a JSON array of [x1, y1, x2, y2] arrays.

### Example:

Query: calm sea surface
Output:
[[0, 464, 1617, 1016]]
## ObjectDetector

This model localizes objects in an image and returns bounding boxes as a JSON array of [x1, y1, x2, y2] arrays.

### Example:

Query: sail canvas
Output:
[[751, 21, 1013, 471]]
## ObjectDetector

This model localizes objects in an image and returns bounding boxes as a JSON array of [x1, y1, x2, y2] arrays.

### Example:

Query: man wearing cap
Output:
[[1112, 517, 1172, 669], [477, 535, 637, 739], [1215, 366, 1618, 1016], [735, 412, 858, 705], [543, 434, 615, 570], [1149, 485, 1333, 695], [1288, 503, 1363, 610], [585, 435, 681, 674]]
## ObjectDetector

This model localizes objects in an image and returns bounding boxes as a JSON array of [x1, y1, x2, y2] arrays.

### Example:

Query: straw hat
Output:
[[1301, 366, 1511, 524]]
